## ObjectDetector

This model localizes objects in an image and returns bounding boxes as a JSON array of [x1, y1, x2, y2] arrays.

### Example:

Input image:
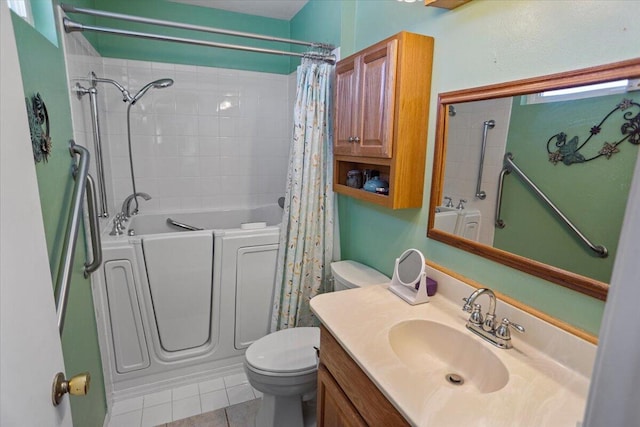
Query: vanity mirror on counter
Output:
[[389, 248, 429, 305], [428, 58, 640, 300]]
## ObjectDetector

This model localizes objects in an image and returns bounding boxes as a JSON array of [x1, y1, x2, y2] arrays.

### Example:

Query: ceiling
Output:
[[169, 0, 310, 20]]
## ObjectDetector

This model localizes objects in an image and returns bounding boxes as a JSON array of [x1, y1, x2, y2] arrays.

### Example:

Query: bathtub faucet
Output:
[[121, 192, 152, 219]]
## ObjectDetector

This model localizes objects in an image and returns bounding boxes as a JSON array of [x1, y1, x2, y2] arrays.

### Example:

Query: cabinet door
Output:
[[358, 39, 398, 158], [334, 56, 360, 155], [317, 365, 367, 427]]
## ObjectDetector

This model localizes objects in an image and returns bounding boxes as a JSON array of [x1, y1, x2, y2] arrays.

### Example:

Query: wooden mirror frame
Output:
[[428, 58, 640, 301]]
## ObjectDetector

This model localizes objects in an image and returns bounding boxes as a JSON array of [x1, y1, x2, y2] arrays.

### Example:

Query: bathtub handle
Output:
[[167, 218, 203, 231], [84, 173, 103, 277]]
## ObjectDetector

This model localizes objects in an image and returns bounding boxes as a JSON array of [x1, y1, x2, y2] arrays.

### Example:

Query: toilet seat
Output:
[[245, 327, 319, 376]]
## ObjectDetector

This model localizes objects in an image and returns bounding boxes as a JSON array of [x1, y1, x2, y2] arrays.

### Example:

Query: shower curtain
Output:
[[271, 58, 334, 330]]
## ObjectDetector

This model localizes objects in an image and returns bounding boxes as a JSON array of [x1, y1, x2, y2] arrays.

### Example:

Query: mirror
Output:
[[389, 248, 429, 305], [428, 58, 640, 301]]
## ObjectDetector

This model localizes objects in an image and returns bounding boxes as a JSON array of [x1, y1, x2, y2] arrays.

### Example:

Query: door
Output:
[[0, 2, 72, 426]]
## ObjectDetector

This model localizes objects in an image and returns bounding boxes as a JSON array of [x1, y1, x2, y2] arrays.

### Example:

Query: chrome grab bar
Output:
[[74, 75, 109, 218], [84, 173, 102, 277], [494, 168, 509, 229], [495, 153, 608, 258], [166, 218, 203, 231], [475, 119, 495, 200], [55, 141, 90, 334]]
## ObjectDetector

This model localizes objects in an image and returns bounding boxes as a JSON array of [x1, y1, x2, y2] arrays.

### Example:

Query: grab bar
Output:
[[494, 168, 509, 229], [55, 141, 90, 334], [74, 75, 109, 218], [475, 119, 495, 200], [167, 217, 203, 231], [84, 173, 102, 277], [495, 153, 608, 258]]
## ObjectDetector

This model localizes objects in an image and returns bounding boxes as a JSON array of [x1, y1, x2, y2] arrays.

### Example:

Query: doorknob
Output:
[[51, 371, 90, 406]]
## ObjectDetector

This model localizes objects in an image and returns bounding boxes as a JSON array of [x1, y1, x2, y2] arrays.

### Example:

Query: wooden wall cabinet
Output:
[[333, 31, 434, 209], [317, 326, 409, 427]]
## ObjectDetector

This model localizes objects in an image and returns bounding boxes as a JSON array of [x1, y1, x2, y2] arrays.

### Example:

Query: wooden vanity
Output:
[[317, 325, 409, 426]]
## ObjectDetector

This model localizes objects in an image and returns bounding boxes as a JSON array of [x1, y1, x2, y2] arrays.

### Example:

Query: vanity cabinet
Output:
[[317, 326, 409, 427], [333, 31, 434, 209]]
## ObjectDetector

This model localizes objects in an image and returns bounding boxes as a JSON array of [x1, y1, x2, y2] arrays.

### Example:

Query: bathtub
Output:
[[91, 205, 282, 397]]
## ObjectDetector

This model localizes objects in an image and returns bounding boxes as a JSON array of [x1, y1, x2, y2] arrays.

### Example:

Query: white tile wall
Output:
[[442, 98, 512, 246], [62, 28, 294, 217]]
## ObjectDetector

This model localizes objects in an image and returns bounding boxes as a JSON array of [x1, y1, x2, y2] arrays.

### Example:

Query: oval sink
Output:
[[388, 320, 509, 393]]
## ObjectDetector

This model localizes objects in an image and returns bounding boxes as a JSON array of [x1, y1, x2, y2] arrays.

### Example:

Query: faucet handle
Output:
[[468, 304, 483, 326], [443, 196, 453, 208], [495, 318, 525, 340], [457, 199, 467, 210]]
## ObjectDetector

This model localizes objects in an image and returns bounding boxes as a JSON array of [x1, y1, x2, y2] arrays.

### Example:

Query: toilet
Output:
[[244, 260, 390, 427]]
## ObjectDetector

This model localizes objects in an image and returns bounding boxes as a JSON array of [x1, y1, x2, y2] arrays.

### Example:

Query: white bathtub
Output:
[[92, 205, 282, 397]]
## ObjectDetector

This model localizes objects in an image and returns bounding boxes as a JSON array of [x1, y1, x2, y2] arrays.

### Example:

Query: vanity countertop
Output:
[[310, 272, 594, 427]]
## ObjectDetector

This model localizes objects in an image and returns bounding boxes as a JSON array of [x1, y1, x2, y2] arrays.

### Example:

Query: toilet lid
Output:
[[245, 327, 320, 374]]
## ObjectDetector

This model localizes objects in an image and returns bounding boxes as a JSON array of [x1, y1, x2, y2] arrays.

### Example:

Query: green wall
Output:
[[494, 94, 638, 283], [295, 0, 640, 336], [71, 0, 295, 73], [10, 6, 106, 427]]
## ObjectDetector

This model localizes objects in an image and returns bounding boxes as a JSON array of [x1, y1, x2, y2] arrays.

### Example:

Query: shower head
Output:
[[131, 78, 174, 104]]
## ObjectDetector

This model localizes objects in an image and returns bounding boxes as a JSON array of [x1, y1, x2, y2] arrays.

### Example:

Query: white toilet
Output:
[[244, 260, 390, 427]]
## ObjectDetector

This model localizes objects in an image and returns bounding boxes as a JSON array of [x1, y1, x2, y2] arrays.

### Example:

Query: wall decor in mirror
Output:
[[428, 58, 640, 301]]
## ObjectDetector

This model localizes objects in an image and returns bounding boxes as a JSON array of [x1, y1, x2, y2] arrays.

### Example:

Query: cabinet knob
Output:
[[353, 136, 360, 143], [348, 137, 354, 142]]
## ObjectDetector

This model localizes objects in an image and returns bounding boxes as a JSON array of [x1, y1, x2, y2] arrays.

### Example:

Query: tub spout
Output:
[[121, 192, 151, 219]]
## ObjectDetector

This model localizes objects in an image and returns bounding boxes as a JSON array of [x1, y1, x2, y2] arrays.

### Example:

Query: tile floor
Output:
[[162, 398, 261, 427], [108, 372, 263, 427]]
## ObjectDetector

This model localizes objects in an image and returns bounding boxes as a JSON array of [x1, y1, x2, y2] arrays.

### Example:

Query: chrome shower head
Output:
[[131, 78, 174, 104]]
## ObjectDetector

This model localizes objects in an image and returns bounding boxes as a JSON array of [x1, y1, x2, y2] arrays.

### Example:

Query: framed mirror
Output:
[[428, 58, 640, 300]]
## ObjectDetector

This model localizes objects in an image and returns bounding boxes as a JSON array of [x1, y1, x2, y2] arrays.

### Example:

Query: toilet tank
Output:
[[331, 260, 390, 291]]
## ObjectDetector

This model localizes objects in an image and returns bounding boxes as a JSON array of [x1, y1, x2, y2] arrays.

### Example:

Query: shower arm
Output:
[[90, 73, 132, 103]]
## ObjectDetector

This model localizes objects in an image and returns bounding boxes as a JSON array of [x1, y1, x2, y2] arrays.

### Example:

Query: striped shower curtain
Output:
[[271, 58, 334, 330]]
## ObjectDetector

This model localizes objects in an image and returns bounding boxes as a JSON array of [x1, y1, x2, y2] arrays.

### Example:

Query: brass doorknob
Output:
[[52, 372, 90, 406]]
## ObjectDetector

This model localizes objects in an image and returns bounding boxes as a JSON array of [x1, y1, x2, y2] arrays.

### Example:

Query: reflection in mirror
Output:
[[397, 249, 424, 284], [428, 59, 640, 300]]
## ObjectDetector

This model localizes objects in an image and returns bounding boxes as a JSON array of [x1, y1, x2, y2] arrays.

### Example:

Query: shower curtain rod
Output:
[[63, 18, 335, 63], [60, 4, 335, 57]]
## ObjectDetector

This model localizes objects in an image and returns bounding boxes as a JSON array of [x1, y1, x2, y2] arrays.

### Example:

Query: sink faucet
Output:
[[462, 288, 524, 349], [121, 192, 151, 219]]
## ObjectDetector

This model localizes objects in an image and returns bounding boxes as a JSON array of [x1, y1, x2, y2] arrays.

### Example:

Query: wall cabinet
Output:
[[317, 326, 409, 427], [333, 31, 434, 209]]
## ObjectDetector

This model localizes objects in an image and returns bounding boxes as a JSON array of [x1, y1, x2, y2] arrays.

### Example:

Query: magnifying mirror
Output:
[[389, 248, 429, 305]]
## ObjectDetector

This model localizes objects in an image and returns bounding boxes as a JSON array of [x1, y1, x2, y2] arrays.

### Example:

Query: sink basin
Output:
[[388, 320, 509, 393]]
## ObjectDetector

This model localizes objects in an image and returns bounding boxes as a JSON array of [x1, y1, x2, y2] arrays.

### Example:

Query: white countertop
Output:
[[310, 268, 594, 427]]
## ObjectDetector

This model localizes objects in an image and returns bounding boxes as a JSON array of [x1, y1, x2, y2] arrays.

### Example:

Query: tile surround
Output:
[[442, 97, 512, 246], [63, 28, 295, 218]]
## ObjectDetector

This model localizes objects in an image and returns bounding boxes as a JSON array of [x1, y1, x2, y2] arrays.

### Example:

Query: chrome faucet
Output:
[[121, 192, 151, 219], [443, 196, 454, 208], [462, 288, 524, 349]]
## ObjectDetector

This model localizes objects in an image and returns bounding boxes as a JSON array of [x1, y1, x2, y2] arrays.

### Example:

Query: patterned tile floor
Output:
[[108, 372, 262, 427]]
